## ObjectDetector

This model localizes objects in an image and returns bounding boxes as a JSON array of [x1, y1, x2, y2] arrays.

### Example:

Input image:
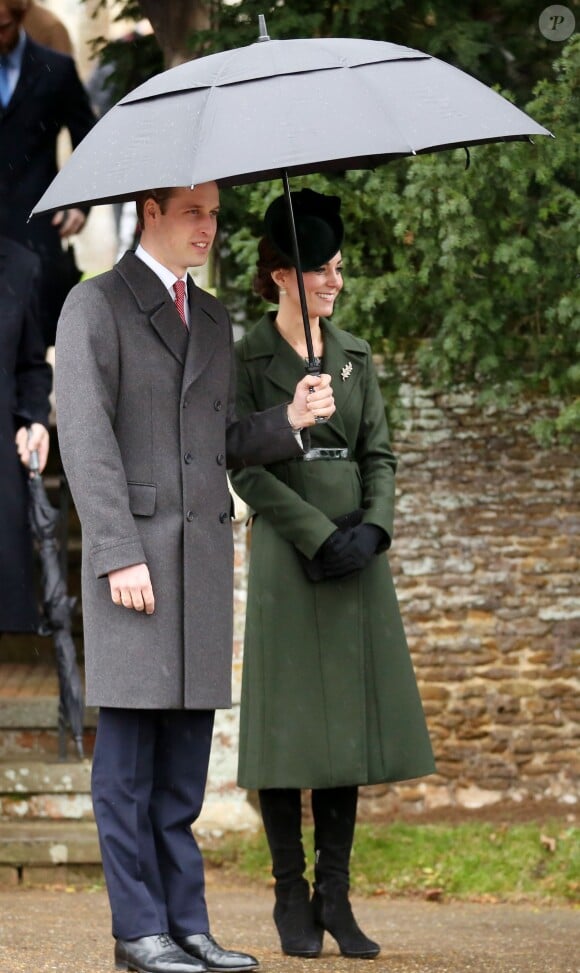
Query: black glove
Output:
[[320, 523, 385, 578], [317, 527, 356, 577]]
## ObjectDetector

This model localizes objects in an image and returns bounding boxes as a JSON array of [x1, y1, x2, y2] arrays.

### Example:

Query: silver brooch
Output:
[[341, 361, 353, 382]]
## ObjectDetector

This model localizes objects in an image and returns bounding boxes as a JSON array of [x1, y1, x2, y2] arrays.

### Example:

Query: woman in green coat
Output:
[[231, 190, 435, 961]]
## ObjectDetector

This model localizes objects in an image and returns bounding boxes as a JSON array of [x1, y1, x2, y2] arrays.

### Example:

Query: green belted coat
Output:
[[231, 313, 435, 789]]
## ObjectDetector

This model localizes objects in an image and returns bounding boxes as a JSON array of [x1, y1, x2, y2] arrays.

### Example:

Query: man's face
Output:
[[142, 183, 220, 277], [0, 5, 22, 56]]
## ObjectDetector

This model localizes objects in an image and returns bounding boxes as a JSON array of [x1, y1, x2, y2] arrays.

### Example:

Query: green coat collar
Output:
[[239, 312, 369, 444], [241, 312, 366, 388]]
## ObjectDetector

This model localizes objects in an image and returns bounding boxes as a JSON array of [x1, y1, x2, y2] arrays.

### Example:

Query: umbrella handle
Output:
[[27, 426, 40, 477], [282, 171, 316, 367], [282, 172, 328, 424], [29, 447, 40, 477], [305, 361, 329, 425]]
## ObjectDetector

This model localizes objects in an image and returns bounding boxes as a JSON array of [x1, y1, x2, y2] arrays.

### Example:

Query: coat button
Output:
[[216, 452, 225, 465], [186, 510, 195, 522], [214, 399, 222, 411], [219, 512, 228, 523], [184, 451, 193, 464], [182, 398, 189, 409]]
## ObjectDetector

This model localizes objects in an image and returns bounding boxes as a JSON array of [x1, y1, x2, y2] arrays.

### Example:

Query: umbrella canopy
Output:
[[31, 33, 551, 216], [32, 26, 551, 370]]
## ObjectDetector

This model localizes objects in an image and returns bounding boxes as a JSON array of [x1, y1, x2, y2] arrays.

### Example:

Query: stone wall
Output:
[[359, 374, 579, 817], [211, 375, 579, 824]]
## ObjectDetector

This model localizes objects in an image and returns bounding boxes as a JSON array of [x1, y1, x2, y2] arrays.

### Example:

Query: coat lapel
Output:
[[2, 39, 43, 119], [322, 320, 366, 416], [182, 283, 220, 392], [115, 252, 188, 365], [242, 314, 367, 447], [244, 313, 300, 399], [265, 336, 306, 399], [321, 322, 368, 446]]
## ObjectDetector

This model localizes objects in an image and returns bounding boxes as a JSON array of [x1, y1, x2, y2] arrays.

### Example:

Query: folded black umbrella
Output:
[[28, 453, 84, 760]]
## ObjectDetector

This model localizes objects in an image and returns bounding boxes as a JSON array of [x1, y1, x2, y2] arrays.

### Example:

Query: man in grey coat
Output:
[[55, 181, 335, 973]]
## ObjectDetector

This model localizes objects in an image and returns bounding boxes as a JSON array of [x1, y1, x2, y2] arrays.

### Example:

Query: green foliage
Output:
[[92, 33, 163, 105], [89, 0, 570, 105], [201, 0, 562, 100], [205, 821, 580, 904], [82, 0, 163, 101], [219, 35, 579, 439]]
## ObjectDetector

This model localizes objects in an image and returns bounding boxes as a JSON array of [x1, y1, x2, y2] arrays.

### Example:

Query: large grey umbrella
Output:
[[32, 22, 551, 364]]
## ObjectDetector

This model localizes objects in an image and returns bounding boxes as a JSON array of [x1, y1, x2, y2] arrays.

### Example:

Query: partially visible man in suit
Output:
[[0, 0, 95, 347], [55, 180, 335, 973], [0, 234, 52, 635]]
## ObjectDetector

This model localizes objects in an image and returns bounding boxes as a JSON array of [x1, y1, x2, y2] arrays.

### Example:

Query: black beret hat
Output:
[[264, 188, 343, 272]]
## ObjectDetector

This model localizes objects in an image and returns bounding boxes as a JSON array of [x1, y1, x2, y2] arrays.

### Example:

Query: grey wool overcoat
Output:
[[230, 313, 435, 789], [55, 254, 302, 710]]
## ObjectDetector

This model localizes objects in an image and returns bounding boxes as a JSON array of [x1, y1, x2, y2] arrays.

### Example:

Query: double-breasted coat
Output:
[[231, 313, 435, 789], [0, 236, 52, 632], [55, 254, 302, 710]]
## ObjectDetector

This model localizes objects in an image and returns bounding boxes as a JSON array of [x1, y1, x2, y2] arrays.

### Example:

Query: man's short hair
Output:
[[135, 188, 176, 227]]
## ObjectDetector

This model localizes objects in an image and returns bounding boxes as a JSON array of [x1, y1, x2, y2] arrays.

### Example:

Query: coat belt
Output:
[[299, 447, 350, 462]]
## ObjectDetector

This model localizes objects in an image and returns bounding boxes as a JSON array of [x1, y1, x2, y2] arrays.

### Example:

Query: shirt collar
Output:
[[135, 243, 188, 297]]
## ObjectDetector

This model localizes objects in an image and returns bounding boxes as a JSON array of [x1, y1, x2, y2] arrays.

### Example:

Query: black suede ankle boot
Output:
[[312, 880, 380, 958], [311, 786, 380, 959], [259, 789, 323, 958], [273, 878, 323, 957]]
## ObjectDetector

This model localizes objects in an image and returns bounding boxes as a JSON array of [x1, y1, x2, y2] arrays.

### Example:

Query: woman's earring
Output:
[[279, 287, 287, 296]]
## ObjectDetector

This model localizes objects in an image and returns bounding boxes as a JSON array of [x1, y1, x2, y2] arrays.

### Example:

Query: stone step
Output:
[[0, 759, 93, 822], [0, 698, 97, 766], [0, 694, 98, 728], [0, 690, 97, 760], [0, 726, 96, 761], [0, 820, 101, 864]]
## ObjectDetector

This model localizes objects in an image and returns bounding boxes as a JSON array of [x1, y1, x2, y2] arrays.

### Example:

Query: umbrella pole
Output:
[[282, 171, 318, 375]]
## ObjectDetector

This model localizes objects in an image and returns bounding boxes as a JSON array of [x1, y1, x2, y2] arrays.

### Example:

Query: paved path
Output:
[[0, 879, 578, 973]]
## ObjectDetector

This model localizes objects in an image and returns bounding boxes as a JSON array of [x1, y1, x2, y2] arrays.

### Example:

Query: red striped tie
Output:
[[173, 279, 187, 328]]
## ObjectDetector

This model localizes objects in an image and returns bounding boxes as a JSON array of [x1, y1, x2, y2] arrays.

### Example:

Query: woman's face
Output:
[[278, 252, 343, 318]]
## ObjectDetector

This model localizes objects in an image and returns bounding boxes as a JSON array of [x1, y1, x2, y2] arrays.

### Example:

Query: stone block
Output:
[[20, 863, 103, 887], [0, 760, 91, 795], [0, 865, 18, 886], [0, 821, 101, 866], [195, 796, 260, 840], [455, 785, 503, 808]]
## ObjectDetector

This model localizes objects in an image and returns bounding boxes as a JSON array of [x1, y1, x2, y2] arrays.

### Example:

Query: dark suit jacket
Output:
[[0, 36, 96, 344], [0, 235, 52, 632]]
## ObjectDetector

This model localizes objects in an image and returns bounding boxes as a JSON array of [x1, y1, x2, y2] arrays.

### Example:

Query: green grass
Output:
[[204, 821, 580, 905]]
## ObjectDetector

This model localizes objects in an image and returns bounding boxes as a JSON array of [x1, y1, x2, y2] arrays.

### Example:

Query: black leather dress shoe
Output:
[[114, 933, 208, 973], [175, 934, 259, 972]]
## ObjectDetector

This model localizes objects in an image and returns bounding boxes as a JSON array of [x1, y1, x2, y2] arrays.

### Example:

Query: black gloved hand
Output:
[[350, 523, 386, 561], [317, 528, 356, 577], [319, 523, 385, 578]]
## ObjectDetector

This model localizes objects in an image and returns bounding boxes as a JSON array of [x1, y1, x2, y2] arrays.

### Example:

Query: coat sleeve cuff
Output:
[[90, 537, 147, 579]]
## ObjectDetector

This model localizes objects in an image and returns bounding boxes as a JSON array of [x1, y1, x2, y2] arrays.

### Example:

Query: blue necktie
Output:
[[0, 56, 11, 107]]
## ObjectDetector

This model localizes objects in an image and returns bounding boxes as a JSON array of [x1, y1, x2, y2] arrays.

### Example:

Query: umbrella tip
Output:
[[257, 14, 270, 42]]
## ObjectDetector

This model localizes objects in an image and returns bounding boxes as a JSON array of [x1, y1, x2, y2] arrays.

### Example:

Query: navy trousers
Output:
[[92, 707, 215, 941]]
